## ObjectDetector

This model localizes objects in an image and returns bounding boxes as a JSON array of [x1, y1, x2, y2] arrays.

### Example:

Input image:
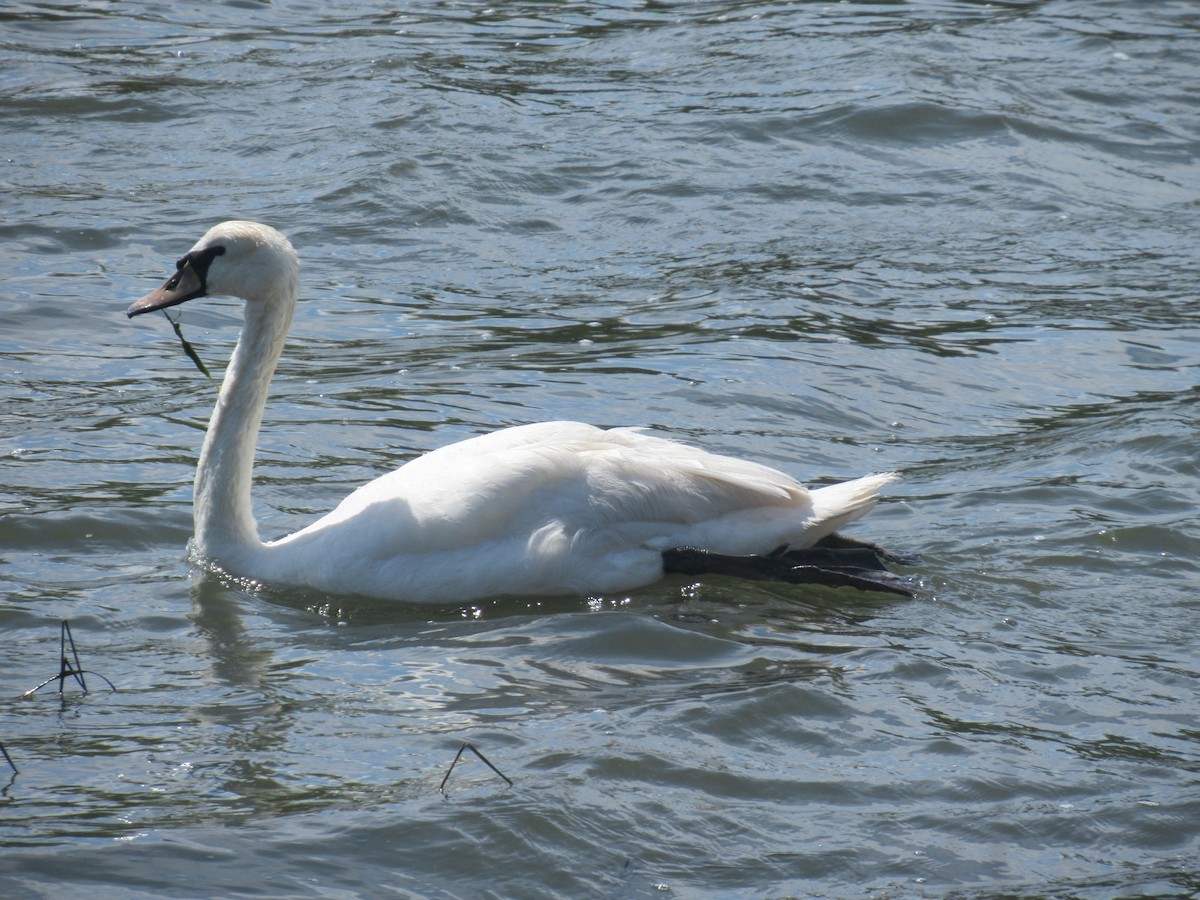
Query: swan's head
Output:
[[127, 221, 299, 318]]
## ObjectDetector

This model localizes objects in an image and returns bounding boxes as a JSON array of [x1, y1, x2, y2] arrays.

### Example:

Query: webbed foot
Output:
[[662, 534, 916, 597]]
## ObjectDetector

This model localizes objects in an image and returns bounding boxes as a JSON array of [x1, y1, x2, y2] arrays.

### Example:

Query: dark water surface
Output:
[[2, 1, 1198, 896]]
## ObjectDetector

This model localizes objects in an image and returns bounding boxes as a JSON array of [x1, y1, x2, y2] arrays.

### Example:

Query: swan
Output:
[[127, 221, 910, 602]]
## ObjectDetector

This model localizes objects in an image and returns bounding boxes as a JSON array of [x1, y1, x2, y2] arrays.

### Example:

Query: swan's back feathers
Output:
[[289, 423, 807, 553], [266, 421, 897, 598], [278, 422, 890, 566]]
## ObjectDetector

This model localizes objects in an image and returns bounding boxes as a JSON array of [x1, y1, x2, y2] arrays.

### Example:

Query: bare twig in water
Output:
[[60, 619, 86, 692], [20, 621, 117, 698], [439, 742, 513, 795], [0, 742, 16, 775]]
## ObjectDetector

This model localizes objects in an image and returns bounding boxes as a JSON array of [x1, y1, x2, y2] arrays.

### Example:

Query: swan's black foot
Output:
[[811, 532, 921, 567], [662, 533, 916, 597]]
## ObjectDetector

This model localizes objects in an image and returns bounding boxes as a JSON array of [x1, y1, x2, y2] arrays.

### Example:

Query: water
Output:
[[2, 0, 1198, 896]]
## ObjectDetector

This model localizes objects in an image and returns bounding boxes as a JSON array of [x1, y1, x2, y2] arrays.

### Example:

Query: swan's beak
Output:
[[126, 263, 206, 318]]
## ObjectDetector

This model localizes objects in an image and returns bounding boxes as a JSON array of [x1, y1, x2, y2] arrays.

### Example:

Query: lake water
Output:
[[2, 1, 1198, 896]]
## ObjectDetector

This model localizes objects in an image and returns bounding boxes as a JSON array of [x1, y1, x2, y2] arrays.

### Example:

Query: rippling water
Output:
[[2, 1, 1198, 897]]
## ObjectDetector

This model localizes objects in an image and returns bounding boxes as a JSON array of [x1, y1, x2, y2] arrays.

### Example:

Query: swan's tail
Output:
[[659, 472, 912, 595], [807, 472, 898, 542]]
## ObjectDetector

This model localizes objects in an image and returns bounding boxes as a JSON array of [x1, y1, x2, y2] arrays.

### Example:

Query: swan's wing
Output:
[[267, 423, 896, 599], [575, 434, 807, 523], [408, 420, 613, 458], [289, 423, 812, 556]]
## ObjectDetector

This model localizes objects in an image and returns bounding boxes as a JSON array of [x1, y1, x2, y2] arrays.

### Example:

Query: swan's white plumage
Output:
[[129, 221, 897, 602]]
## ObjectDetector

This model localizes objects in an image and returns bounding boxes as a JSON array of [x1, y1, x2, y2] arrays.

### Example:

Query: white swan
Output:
[[128, 221, 908, 602]]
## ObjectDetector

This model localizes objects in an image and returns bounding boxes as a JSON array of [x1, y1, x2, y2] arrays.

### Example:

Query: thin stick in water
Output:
[[0, 742, 16, 775], [60, 620, 87, 693], [20, 620, 117, 697], [439, 741, 513, 795]]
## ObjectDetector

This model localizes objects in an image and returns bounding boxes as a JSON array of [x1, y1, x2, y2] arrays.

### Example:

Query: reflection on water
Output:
[[2, 0, 1198, 896]]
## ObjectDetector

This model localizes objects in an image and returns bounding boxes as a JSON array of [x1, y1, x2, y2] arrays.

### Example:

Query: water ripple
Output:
[[2, 0, 1199, 896]]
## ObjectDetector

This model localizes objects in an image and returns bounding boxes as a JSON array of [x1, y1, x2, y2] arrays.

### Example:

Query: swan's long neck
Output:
[[192, 289, 295, 569]]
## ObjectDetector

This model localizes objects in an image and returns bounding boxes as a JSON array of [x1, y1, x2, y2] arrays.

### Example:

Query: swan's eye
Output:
[[171, 247, 225, 284]]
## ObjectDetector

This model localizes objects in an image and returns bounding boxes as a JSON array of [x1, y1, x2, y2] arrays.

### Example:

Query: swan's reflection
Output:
[[188, 576, 275, 691]]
